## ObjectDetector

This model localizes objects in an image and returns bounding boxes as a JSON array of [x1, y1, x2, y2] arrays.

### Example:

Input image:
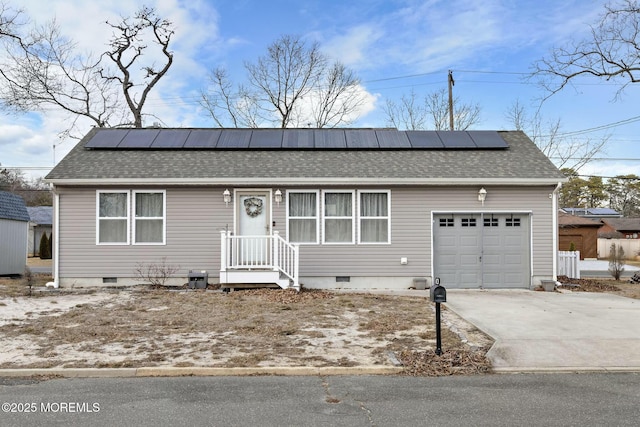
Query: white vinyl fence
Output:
[[598, 239, 640, 260], [558, 250, 580, 279]]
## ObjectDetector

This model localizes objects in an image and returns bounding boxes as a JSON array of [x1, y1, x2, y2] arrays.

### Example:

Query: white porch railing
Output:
[[220, 230, 299, 290], [558, 250, 580, 279]]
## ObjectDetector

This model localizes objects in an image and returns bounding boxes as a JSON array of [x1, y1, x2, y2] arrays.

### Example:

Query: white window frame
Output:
[[286, 190, 320, 244], [96, 190, 130, 245], [357, 190, 391, 244], [322, 190, 355, 245], [132, 190, 166, 245]]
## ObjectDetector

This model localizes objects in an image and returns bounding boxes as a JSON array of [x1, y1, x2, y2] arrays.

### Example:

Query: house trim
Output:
[[96, 190, 131, 246], [46, 177, 564, 186]]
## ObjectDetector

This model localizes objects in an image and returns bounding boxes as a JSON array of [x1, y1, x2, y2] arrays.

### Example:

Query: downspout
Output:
[[551, 182, 562, 281], [46, 188, 59, 289]]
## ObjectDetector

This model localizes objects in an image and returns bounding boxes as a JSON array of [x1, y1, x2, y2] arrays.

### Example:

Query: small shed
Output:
[[27, 206, 53, 257], [0, 191, 30, 275], [558, 212, 601, 259]]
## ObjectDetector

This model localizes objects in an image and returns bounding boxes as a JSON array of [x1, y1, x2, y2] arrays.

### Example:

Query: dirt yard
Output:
[[557, 276, 640, 299], [0, 274, 492, 376]]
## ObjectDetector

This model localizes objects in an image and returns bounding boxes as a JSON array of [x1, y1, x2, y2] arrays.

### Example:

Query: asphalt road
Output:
[[1, 373, 639, 426]]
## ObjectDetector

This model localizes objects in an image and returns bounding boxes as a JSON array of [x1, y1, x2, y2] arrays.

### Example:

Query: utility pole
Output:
[[448, 70, 454, 131]]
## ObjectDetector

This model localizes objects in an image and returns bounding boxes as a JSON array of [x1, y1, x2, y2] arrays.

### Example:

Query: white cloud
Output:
[[322, 25, 382, 68]]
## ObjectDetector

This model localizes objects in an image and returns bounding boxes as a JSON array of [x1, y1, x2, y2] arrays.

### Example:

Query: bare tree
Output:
[[0, 6, 174, 136], [383, 89, 481, 130], [309, 62, 365, 128], [534, 0, 640, 99], [201, 34, 366, 128], [100, 6, 174, 128], [505, 100, 607, 171], [0, 1, 23, 42], [200, 68, 260, 128], [383, 90, 427, 130]]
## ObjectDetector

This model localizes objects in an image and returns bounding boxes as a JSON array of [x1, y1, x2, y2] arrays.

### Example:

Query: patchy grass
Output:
[[0, 285, 492, 376]]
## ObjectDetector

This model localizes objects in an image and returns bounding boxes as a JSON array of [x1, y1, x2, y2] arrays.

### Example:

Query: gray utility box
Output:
[[188, 270, 208, 289]]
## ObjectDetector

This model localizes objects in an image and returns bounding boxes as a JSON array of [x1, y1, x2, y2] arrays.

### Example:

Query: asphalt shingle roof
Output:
[[602, 218, 640, 232], [46, 128, 566, 184], [0, 191, 30, 222], [27, 206, 53, 225]]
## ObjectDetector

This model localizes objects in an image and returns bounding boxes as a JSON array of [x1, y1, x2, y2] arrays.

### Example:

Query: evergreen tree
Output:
[[39, 232, 51, 259]]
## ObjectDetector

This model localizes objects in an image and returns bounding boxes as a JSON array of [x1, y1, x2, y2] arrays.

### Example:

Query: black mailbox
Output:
[[430, 279, 446, 303]]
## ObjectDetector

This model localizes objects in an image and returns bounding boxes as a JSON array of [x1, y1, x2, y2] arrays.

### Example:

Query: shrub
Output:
[[608, 243, 625, 281], [569, 242, 576, 252], [23, 266, 34, 297], [134, 257, 180, 287]]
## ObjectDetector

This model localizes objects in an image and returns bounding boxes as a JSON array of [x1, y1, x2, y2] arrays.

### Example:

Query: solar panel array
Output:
[[85, 129, 509, 150]]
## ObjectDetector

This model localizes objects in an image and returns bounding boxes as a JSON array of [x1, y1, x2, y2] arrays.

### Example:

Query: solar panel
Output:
[[249, 129, 283, 148], [314, 130, 346, 148], [217, 130, 251, 148], [468, 131, 508, 148], [437, 131, 476, 148], [85, 129, 130, 148], [376, 130, 411, 148], [405, 131, 444, 148], [346, 130, 378, 148], [118, 129, 160, 148], [84, 128, 510, 151], [151, 129, 190, 148], [183, 129, 221, 148], [283, 129, 314, 148]]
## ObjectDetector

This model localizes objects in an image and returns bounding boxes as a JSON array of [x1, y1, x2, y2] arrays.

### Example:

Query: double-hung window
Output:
[[359, 191, 390, 243], [133, 190, 166, 244], [323, 191, 355, 244], [287, 191, 319, 244], [97, 191, 129, 244]]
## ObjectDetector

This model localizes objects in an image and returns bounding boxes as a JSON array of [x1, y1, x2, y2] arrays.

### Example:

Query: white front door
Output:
[[236, 190, 271, 264]]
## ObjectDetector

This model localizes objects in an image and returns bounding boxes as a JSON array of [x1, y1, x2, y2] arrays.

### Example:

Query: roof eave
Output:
[[45, 177, 568, 187]]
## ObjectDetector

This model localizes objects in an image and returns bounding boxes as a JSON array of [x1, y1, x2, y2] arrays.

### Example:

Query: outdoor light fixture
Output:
[[274, 189, 283, 206], [478, 187, 487, 205], [223, 189, 231, 206]]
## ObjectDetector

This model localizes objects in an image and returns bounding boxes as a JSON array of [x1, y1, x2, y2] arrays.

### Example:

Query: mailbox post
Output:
[[429, 278, 447, 355]]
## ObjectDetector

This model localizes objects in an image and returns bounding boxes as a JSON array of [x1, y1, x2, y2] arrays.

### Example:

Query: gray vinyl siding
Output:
[[288, 185, 555, 280], [58, 187, 230, 279], [56, 184, 556, 282], [0, 219, 28, 275]]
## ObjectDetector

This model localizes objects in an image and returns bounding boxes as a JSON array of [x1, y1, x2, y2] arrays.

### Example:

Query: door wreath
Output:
[[244, 197, 263, 217]]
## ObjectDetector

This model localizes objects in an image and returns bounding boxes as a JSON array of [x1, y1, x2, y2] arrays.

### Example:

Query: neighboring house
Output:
[[44, 128, 566, 290], [562, 207, 622, 219], [27, 206, 53, 257], [599, 218, 640, 239], [558, 212, 601, 259], [0, 191, 30, 276]]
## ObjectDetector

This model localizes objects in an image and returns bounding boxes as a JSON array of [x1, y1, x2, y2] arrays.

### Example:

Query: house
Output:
[[44, 128, 566, 290], [558, 212, 601, 259], [562, 207, 622, 219], [27, 206, 53, 257], [599, 218, 640, 239], [0, 191, 30, 276]]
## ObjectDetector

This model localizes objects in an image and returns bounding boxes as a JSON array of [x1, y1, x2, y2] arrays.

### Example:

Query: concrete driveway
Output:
[[444, 289, 640, 372]]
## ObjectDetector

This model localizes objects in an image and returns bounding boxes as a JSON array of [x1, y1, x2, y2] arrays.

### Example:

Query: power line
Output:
[[550, 157, 640, 161], [551, 115, 640, 137]]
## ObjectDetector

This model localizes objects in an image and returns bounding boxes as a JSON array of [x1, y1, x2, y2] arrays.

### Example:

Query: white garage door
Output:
[[433, 213, 530, 289]]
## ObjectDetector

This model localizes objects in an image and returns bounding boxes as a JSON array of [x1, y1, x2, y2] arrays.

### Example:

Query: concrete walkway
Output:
[[444, 289, 640, 372]]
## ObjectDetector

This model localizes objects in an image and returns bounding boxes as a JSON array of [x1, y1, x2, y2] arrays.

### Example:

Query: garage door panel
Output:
[[434, 213, 530, 289]]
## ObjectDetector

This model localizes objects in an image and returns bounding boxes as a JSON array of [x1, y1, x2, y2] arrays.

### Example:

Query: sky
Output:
[[1, 0, 639, 181]]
